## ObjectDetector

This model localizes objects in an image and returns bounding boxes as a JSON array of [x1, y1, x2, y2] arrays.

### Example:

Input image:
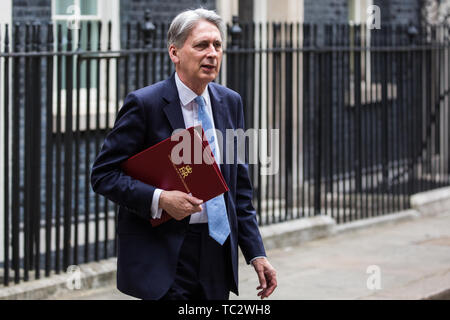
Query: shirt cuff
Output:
[[151, 188, 163, 219], [249, 256, 266, 265]]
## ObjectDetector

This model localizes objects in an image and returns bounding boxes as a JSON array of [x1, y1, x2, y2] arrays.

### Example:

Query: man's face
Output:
[[169, 20, 223, 94]]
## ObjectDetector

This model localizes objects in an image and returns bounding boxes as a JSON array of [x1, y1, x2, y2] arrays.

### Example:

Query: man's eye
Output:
[[196, 43, 208, 49]]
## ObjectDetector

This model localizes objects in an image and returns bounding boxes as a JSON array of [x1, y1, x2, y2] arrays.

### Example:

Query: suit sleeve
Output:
[[90, 93, 155, 221], [235, 96, 267, 264]]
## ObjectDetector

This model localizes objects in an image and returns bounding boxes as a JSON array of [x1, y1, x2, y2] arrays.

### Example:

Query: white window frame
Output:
[[53, 0, 101, 22], [51, 0, 121, 133], [347, 0, 396, 107]]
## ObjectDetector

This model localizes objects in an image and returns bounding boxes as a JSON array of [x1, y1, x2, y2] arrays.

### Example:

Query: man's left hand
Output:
[[251, 257, 277, 299]]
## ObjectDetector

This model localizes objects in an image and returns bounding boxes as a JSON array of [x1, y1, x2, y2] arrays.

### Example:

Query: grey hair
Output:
[[167, 8, 225, 49]]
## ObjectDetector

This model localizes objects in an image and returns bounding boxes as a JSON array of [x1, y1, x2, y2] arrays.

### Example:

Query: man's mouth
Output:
[[201, 64, 216, 70]]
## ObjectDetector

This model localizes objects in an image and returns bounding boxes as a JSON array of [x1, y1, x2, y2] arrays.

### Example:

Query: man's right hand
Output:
[[159, 190, 203, 221]]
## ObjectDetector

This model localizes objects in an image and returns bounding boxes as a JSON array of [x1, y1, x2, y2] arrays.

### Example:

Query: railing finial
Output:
[[229, 15, 242, 48], [407, 20, 418, 44], [141, 9, 156, 48]]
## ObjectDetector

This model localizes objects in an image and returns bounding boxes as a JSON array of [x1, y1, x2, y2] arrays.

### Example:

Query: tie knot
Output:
[[195, 96, 206, 108]]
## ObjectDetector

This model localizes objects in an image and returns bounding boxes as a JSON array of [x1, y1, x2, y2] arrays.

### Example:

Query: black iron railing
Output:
[[1, 17, 449, 286]]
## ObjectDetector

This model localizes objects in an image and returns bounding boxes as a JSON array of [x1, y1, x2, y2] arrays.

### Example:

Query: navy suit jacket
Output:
[[91, 74, 266, 300]]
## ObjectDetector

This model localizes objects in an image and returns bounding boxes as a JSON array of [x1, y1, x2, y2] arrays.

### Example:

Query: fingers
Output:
[[190, 204, 203, 213], [253, 259, 277, 300], [261, 275, 277, 299], [186, 194, 203, 206], [255, 269, 267, 291], [179, 201, 202, 218], [257, 273, 277, 299], [160, 191, 204, 219], [185, 194, 203, 214]]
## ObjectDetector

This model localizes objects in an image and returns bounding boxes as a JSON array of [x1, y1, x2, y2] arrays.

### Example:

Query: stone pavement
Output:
[[54, 209, 450, 300]]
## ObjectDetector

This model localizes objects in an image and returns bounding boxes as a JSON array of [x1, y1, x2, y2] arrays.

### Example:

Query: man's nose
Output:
[[206, 44, 218, 57]]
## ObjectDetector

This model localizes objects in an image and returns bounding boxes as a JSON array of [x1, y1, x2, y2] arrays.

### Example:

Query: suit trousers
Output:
[[160, 223, 232, 300]]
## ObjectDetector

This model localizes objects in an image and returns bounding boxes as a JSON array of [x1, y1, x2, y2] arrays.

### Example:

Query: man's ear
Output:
[[169, 44, 180, 64]]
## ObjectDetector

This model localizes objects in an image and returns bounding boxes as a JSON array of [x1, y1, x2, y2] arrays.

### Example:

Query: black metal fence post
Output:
[[32, 22, 42, 279], [313, 25, 322, 217], [63, 25, 73, 270], [285, 23, 293, 221], [3, 23, 10, 287], [45, 22, 54, 277], [23, 22, 31, 281], [93, 21, 101, 262], [11, 22, 21, 284]]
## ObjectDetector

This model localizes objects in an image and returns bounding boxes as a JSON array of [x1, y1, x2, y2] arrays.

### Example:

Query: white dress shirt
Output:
[[150, 73, 221, 223]]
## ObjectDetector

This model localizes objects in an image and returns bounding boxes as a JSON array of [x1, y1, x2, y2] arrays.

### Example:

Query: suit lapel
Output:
[[162, 75, 186, 131]]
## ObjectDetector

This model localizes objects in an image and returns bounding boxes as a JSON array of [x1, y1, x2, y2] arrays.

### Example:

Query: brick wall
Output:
[[119, 0, 217, 49], [239, 0, 253, 22], [120, 0, 215, 25], [303, 0, 349, 24], [12, 0, 51, 24], [373, 0, 421, 26]]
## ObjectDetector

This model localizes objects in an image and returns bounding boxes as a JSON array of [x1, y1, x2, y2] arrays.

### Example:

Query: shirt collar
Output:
[[175, 72, 210, 108]]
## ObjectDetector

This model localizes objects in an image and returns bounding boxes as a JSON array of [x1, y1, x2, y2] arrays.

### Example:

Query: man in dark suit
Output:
[[91, 8, 277, 300]]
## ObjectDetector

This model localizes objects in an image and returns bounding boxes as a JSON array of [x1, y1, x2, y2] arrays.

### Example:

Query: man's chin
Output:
[[199, 73, 218, 83]]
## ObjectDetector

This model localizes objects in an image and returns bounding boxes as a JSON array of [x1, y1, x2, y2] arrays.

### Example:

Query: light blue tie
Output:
[[195, 95, 230, 245]]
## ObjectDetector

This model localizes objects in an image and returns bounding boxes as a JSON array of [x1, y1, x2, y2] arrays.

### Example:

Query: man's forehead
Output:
[[189, 20, 222, 39]]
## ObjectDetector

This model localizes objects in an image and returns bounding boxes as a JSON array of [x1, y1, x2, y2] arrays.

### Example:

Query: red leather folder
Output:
[[121, 126, 229, 227]]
